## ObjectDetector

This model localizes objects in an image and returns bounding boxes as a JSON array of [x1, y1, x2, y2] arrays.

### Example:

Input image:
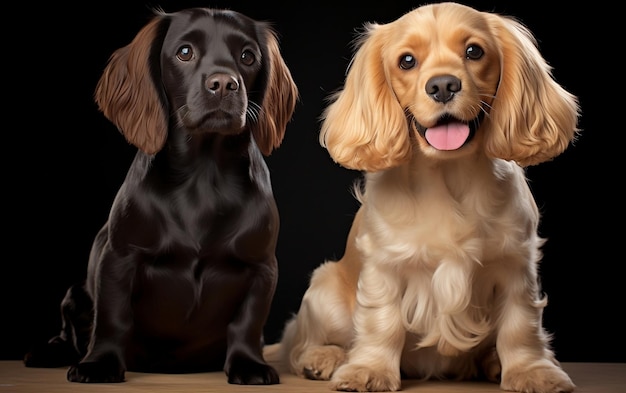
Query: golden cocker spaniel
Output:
[[275, 3, 580, 392]]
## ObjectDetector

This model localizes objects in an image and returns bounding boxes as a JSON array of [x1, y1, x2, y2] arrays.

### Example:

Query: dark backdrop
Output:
[[3, 0, 623, 363]]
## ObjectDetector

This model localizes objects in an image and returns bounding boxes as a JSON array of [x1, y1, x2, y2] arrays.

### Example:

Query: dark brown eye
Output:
[[399, 54, 416, 70], [466, 44, 484, 60], [241, 49, 256, 66], [176, 45, 194, 61]]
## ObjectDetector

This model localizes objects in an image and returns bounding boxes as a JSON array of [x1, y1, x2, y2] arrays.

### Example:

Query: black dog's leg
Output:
[[227, 354, 280, 385], [224, 262, 280, 385], [23, 283, 92, 368], [66, 236, 134, 384], [67, 351, 126, 383]]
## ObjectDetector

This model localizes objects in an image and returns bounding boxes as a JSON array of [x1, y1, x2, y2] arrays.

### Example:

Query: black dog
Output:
[[23, 7, 298, 385]]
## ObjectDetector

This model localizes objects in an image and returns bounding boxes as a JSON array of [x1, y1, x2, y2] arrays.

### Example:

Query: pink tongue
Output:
[[425, 123, 470, 150]]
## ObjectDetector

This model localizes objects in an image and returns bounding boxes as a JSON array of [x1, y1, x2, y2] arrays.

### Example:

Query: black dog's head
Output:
[[95, 8, 298, 156]]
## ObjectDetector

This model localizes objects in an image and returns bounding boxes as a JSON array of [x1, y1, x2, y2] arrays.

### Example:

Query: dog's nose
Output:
[[206, 73, 240, 97], [426, 75, 461, 103]]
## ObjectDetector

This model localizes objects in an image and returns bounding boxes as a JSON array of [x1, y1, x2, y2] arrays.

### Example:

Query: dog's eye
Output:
[[176, 45, 194, 62], [399, 54, 416, 70], [465, 44, 484, 60], [241, 49, 256, 66]]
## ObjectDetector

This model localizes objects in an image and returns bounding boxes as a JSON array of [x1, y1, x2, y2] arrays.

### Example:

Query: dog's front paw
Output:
[[501, 363, 575, 393], [226, 356, 279, 385], [67, 353, 125, 383], [298, 344, 346, 380], [329, 363, 401, 392]]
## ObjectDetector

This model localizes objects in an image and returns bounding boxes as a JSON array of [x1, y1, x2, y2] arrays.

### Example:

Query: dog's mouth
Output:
[[411, 112, 483, 151]]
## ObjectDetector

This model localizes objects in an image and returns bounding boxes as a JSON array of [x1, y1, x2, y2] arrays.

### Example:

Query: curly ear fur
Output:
[[253, 30, 299, 156], [321, 12, 580, 171], [485, 15, 580, 166], [94, 16, 167, 155], [320, 23, 412, 172]]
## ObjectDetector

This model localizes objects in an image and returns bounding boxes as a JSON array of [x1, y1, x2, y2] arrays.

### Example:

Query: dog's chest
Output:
[[132, 255, 253, 337], [129, 164, 276, 255], [368, 188, 485, 258], [365, 163, 522, 265]]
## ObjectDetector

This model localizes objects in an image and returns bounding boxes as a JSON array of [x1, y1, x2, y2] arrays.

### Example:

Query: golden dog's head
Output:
[[320, 2, 580, 171]]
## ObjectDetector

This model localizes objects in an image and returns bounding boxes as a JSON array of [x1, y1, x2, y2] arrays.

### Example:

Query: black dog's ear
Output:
[[250, 27, 298, 156], [94, 16, 169, 155]]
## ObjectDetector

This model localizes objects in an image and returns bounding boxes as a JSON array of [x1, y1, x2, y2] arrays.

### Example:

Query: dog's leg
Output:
[[66, 230, 134, 383], [23, 283, 90, 368], [328, 260, 405, 392], [280, 260, 354, 381], [62, 283, 94, 357], [495, 262, 575, 393], [224, 260, 280, 385], [66, 278, 131, 383]]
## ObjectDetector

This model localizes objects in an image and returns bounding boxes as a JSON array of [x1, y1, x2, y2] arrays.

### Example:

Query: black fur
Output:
[[23, 7, 298, 385]]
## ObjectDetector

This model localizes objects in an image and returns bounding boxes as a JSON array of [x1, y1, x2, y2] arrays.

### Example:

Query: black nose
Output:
[[426, 75, 461, 103], [206, 73, 239, 97]]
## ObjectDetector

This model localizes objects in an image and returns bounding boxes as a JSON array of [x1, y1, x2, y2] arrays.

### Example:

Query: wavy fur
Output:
[[277, 3, 579, 392]]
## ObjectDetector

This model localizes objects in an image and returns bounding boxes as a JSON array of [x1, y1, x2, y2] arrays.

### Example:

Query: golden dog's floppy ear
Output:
[[94, 16, 168, 155], [252, 30, 299, 156], [485, 14, 580, 166], [320, 23, 411, 172]]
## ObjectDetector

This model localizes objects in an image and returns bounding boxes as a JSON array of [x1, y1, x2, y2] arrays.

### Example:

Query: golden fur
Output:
[[274, 3, 580, 392]]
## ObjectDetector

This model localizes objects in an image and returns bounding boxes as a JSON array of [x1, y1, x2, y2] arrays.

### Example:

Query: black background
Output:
[[3, 0, 623, 364]]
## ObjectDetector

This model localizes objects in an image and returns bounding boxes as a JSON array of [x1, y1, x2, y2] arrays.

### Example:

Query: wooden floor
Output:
[[1, 354, 624, 393]]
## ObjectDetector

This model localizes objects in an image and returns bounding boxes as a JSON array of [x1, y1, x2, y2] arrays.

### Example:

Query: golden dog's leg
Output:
[[496, 272, 575, 393], [280, 209, 365, 381], [329, 260, 405, 392], [280, 261, 354, 380]]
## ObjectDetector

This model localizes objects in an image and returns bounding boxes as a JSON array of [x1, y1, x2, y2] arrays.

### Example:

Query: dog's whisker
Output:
[[174, 104, 190, 128], [246, 100, 262, 124], [478, 101, 494, 118]]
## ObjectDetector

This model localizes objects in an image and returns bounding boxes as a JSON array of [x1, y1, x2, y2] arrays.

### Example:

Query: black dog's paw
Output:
[[67, 353, 125, 383], [24, 336, 80, 368], [227, 357, 280, 385]]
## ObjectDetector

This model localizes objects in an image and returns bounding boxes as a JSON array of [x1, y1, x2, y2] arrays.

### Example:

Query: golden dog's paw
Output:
[[297, 345, 347, 380], [329, 363, 401, 392], [502, 364, 575, 393]]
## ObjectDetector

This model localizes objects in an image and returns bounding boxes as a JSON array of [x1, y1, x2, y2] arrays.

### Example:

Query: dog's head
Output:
[[95, 8, 298, 156], [320, 2, 580, 171]]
